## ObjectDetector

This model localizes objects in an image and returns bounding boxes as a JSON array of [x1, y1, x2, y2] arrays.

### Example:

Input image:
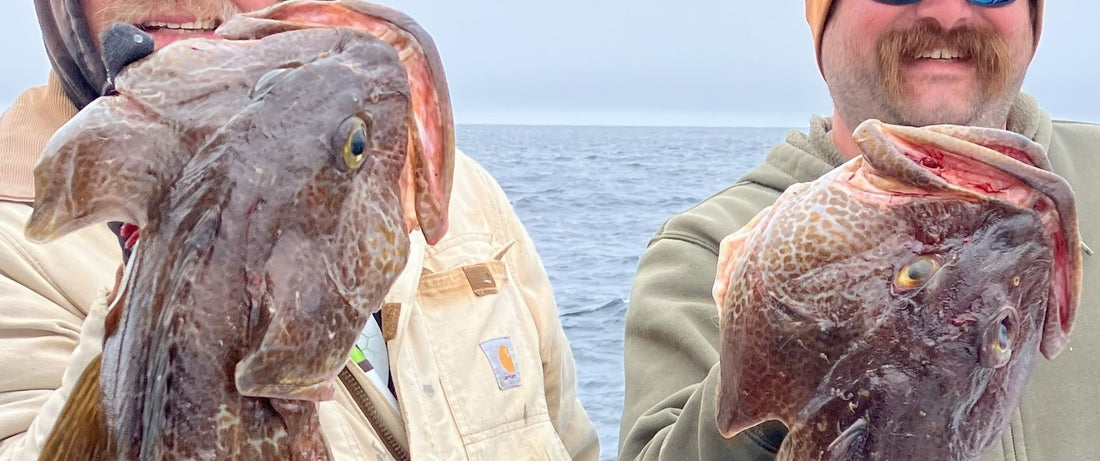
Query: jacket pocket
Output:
[[414, 260, 571, 460]]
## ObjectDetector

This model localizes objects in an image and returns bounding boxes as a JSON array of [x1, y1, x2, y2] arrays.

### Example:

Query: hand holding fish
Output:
[[712, 120, 1081, 460]]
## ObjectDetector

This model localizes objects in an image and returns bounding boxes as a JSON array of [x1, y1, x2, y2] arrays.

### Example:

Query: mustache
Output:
[[89, 0, 242, 28], [877, 19, 1009, 101]]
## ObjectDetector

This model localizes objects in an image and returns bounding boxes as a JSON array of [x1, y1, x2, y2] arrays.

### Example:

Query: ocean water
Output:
[[456, 124, 796, 459]]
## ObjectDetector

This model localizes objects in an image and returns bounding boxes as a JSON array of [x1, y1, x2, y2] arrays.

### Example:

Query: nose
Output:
[[914, 0, 977, 30]]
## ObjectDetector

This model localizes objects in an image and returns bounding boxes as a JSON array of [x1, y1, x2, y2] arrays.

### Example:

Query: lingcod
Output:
[[28, 1, 452, 459], [712, 120, 1081, 460]]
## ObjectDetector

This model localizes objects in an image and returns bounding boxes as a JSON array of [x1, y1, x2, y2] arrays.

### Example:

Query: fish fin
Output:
[[402, 112, 451, 245], [39, 355, 108, 461], [713, 206, 771, 312], [716, 353, 782, 440], [715, 206, 784, 438], [235, 242, 359, 402], [715, 369, 776, 440], [25, 100, 179, 243]]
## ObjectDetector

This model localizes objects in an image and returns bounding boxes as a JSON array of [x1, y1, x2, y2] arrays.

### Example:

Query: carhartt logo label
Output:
[[480, 337, 521, 390], [498, 345, 515, 372]]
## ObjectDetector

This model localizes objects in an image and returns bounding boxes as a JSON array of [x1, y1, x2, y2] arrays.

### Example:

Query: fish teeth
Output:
[[397, 45, 416, 62], [377, 27, 398, 44]]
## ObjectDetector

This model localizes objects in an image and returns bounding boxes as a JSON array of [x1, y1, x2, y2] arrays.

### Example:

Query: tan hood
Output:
[[34, 0, 106, 109]]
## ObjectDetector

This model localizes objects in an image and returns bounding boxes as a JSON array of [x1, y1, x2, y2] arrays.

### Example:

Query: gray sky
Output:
[[3, 1, 1097, 127]]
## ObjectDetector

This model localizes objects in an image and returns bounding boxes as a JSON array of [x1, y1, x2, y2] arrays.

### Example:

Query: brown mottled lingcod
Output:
[[712, 120, 1081, 460], [27, 1, 453, 459]]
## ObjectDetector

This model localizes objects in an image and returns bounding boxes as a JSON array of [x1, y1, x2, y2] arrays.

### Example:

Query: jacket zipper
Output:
[[337, 367, 410, 461]]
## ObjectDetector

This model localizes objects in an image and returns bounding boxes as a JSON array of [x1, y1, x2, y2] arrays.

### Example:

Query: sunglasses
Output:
[[873, 0, 1016, 5]]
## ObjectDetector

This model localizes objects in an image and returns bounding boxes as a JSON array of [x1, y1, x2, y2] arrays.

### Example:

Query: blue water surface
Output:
[[457, 124, 795, 459]]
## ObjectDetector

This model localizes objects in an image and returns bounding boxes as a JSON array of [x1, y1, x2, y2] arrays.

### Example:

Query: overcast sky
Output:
[[2, 1, 1097, 127]]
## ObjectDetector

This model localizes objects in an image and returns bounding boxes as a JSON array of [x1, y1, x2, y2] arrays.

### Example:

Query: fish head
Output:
[[851, 120, 1080, 361], [713, 120, 1080, 460], [28, 0, 455, 242], [219, 0, 454, 245], [206, 27, 417, 401]]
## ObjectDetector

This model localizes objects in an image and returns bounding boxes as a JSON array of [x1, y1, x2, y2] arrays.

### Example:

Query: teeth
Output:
[[377, 27, 398, 44], [142, 19, 218, 31], [397, 45, 416, 62], [917, 48, 962, 60]]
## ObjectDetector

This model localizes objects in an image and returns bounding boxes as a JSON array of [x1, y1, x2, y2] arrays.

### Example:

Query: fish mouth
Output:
[[849, 120, 1045, 201]]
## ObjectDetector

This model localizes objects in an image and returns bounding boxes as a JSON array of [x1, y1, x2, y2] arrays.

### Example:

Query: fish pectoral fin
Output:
[[39, 355, 109, 461], [25, 101, 180, 243], [234, 316, 341, 402], [715, 371, 769, 439], [713, 206, 772, 313]]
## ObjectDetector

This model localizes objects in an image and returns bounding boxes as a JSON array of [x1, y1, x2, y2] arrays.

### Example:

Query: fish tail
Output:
[[39, 355, 109, 461]]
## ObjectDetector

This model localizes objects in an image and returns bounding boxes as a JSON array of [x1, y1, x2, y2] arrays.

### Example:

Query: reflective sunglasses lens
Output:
[[873, 0, 1016, 5]]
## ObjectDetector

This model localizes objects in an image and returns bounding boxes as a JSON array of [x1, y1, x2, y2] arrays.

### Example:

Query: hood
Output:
[[34, 0, 106, 110]]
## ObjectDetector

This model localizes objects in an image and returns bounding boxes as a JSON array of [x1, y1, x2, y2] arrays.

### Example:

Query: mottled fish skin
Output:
[[712, 120, 1080, 461], [26, 2, 453, 460]]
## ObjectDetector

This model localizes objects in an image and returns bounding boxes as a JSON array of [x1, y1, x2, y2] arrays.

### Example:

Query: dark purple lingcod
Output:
[[712, 120, 1081, 461], [27, 1, 453, 459]]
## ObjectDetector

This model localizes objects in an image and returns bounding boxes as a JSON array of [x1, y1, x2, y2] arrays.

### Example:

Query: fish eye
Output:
[[894, 255, 941, 290], [997, 321, 1010, 350], [337, 116, 371, 170], [979, 307, 1018, 369]]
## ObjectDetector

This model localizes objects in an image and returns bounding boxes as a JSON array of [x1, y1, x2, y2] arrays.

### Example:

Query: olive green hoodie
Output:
[[620, 93, 1100, 461]]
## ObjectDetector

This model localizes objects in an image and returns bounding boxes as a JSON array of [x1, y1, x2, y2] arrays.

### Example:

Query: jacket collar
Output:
[[0, 72, 78, 202]]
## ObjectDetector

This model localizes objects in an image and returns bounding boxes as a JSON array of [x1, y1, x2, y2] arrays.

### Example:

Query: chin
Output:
[[891, 96, 987, 127]]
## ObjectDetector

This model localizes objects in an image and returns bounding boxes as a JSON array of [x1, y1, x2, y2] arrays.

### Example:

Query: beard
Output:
[[825, 18, 1025, 128], [89, 0, 242, 30]]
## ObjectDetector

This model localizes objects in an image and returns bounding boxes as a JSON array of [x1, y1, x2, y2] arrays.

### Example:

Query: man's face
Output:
[[820, 0, 1035, 129], [81, 0, 277, 50]]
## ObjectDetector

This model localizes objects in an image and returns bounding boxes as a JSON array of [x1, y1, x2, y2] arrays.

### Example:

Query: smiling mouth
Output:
[[913, 47, 970, 61], [138, 19, 221, 33]]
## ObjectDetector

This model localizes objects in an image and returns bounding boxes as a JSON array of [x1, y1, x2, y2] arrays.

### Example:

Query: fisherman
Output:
[[0, 0, 598, 459], [620, 0, 1099, 459]]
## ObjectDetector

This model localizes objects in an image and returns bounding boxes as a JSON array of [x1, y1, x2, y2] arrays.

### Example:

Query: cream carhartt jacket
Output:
[[0, 74, 598, 460]]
